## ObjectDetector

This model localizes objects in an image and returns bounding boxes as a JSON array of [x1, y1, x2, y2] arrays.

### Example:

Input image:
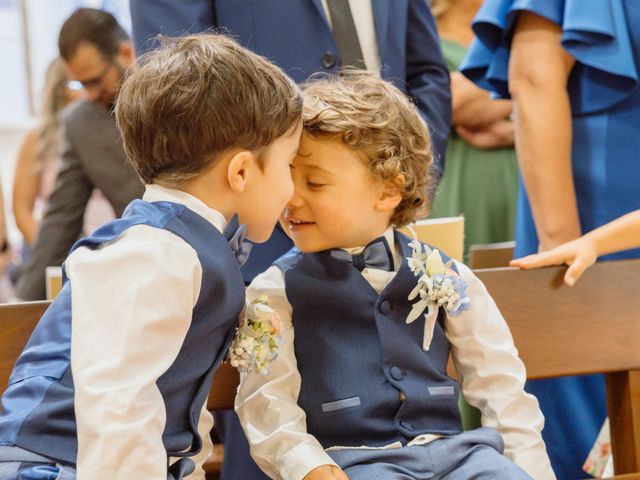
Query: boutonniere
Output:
[[229, 295, 283, 375], [406, 239, 470, 350]]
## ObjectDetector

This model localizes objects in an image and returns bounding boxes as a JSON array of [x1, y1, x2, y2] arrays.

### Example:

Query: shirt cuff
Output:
[[278, 442, 338, 480]]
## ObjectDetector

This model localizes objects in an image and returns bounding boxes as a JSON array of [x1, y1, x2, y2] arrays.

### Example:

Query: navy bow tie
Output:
[[329, 236, 394, 272], [224, 214, 252, 266]]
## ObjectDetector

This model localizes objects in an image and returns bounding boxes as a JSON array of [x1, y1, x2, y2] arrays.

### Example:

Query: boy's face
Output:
[[240, 122, 302, 242], [282, 134, 393, 252]]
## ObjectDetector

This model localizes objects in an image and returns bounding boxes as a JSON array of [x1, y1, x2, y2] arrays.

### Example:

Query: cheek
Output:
[[282, 174, 294, 201], [268, 165, 294, 204]]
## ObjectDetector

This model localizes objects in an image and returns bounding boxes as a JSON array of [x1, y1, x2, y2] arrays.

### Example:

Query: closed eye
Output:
[[307, 181, 324, 189]]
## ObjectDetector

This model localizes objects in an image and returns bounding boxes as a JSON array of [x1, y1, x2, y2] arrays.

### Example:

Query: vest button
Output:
[[379, 300, 391, 314], [390, 366, 403, 381], [399, 391, 406, 402], [322, 52, 336, 68]]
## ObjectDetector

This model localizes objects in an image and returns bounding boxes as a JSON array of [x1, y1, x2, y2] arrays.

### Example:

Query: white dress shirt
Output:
[[236, 229, 555, 480], [67, 184, 224, 479]]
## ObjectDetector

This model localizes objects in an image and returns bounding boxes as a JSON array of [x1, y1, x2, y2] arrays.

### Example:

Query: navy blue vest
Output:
[[0, 200, 245, 465], [275, 231, 462, 448]]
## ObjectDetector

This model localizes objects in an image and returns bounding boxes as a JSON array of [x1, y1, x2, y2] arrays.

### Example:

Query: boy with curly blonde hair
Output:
[[235, 72, 554, 480]]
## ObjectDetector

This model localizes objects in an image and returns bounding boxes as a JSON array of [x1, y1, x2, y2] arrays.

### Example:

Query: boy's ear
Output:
[[375, 176, 403, 213], [226, 150, 255, 193]]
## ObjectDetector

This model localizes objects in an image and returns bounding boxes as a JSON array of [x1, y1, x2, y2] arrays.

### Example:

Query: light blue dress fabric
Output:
[[461, 1, 640, 478]]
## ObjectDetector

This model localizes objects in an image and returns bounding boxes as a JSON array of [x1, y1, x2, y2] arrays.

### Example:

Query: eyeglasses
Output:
[[68, 62, 112, 91]]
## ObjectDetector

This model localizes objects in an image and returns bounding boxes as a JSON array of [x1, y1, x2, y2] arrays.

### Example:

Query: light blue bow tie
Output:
[[329, 236, 394, 272], [224, 214, 252, 266]]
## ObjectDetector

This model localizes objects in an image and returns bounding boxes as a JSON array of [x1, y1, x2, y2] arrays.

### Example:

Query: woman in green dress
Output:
[[429, 0, 519, 262]]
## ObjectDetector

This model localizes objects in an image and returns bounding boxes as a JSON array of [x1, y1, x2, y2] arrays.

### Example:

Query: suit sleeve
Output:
[[130, 0, 217, 54], [15, 114, 93, 300], [405, 0, 452, 171]]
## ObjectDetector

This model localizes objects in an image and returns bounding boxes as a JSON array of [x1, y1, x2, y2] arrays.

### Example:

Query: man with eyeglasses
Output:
[[15, 8, 144, 301]]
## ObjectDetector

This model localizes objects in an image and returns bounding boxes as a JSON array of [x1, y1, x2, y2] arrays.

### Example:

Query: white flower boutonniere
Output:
[[406, 239, 471, 350], [229, 295, 283, 375]]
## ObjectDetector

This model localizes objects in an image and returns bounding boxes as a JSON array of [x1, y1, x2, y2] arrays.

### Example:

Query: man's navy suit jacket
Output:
[[131, 0, 451, 171], [131, 0, 451, 284]]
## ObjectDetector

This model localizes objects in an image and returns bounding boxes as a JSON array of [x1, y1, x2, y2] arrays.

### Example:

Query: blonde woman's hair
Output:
[[36, 57, 71, 165], [301, 71, 435, 227]]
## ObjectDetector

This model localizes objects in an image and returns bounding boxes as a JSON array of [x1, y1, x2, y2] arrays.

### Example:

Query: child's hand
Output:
[[303, 464, 349, 480], [510, 237, 598, 286]]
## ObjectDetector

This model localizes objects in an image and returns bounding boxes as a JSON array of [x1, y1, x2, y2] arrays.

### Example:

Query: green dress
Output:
[[429, 39, 519, 262]]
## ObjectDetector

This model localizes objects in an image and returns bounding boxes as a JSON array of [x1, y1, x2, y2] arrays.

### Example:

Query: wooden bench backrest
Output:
[[475, 260, 640, 379], [0, 301, 51, 395], [475, 259, 640, 474], [468, 241, 515, 269], [0, 299, 239, 412]]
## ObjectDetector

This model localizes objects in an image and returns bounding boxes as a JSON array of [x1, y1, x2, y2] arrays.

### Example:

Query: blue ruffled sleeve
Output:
[[460, 0, 639, 114]]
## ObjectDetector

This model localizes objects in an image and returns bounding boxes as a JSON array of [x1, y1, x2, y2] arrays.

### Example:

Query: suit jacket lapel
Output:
[[372, 0, 391, 57], [309, 0, 332, 31]]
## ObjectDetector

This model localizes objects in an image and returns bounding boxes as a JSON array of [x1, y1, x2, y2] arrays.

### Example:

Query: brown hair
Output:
[[301, 71, 434, 227], [58, 8, 129, 61], [115, 33, 302, 184]]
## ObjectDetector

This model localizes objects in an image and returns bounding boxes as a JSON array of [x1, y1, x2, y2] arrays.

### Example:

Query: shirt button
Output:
[[399, 391, 406, 402], [390, 366, 403, 381], [322, 52, 336, 68], [379, 300, 391, 314]]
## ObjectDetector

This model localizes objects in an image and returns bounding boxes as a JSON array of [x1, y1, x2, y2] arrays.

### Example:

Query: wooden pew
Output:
[[0, 300, 228, 477], [3, 259, 639, 477], [475, 259, 640, 475], [0, 301, 50, 395], [468, 240, 515, 269]]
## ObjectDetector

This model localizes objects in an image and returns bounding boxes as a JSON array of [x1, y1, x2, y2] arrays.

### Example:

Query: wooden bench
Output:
[[0, 300, 229, 478], [3, 259, 640, 477], [468, 240, 515, 269], [474, 259, 640, 476]]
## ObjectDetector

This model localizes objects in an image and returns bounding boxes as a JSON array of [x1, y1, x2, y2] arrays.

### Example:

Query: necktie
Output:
[[330, 236, 394, 272], [224, 214, 252, 266], [326, 0, 366, 69]]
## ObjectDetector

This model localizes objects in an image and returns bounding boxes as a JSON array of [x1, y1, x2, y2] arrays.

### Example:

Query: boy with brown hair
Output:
[[236, 72, 554, 480], [0, 33, 301, 479]]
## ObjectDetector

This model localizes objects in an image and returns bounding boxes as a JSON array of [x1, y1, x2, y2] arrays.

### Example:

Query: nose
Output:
[[287, 188, 304, 208]]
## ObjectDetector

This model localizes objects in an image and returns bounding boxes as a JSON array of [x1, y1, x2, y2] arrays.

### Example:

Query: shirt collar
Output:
[[343, 228, 400, 271], [143, 184, 227, 234]]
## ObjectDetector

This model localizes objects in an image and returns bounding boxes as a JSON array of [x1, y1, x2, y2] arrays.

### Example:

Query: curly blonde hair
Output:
[[301, 71, 434, 227]]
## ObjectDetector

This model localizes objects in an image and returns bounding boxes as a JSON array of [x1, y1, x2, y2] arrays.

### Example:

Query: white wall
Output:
[[0, 0, 130, 243]]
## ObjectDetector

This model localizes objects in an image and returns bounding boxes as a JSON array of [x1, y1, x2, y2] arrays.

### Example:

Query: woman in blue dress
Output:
[[460, 1, 640, 478]]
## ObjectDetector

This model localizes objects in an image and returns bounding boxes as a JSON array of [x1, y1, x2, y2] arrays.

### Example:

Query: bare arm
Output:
[[451, 72, 512, 129], [511, 210, 640, 285], [12, 129, 42, 245], [509, 11, 578, 250]]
